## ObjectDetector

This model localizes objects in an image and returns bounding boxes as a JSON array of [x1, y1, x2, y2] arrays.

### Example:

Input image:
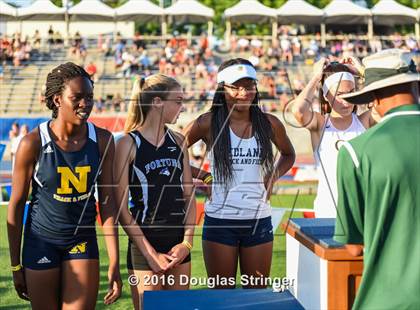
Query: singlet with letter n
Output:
[[26, 121, 100, 245]]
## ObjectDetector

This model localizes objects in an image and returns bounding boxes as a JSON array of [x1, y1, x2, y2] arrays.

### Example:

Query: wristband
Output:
[[203, 174, 213, 185], [358, 66, 365, 77], [182, 240, 193, 251], [11, 264, 22, 272]]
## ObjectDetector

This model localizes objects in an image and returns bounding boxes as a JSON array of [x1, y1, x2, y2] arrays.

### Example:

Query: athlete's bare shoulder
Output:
[[195, 112, 212, 140], [196, 112, 212, 130], [168, 129, 186, 147], [94, 126, 113, 142], [116, 132, 137, 148], [264, 113, 285, 131], [22, 127, 41, 150], [114, 132, 137, 164], [16, 127, 41, 164], [92, 126, 115, 157]]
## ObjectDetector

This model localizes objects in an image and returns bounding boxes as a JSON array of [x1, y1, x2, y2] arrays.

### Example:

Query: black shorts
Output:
[[22, 231, 99, 270], [127, 228, 191, 270]]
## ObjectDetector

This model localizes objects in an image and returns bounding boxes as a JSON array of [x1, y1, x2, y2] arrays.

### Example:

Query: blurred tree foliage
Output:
[[51, 0, 128, 7], [50, 0, 419, 37]]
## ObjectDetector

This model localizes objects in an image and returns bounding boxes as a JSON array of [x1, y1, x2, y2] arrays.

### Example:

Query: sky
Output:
[[7, 0, 33, 7]]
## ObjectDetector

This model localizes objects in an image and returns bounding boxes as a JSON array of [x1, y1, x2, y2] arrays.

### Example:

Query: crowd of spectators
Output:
[[2, 26, 419, 115], [90, 28, 419, 115], [0, 32, 33, 67], [8, 122, 29, 171], [227, 26, 420, 69], [0, 26, 86, 70], [68, 31, 88, 64], [91, 93, 127, 114], [46, 26, 65, 50]]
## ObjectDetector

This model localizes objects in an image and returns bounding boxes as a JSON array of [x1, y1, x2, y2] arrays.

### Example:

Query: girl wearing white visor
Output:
[[184, 58, 295, 288], [292, 58, 378, 218]]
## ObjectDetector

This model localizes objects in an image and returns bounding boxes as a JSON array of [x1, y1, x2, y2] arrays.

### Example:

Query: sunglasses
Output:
[[224, 82, 257, 94]]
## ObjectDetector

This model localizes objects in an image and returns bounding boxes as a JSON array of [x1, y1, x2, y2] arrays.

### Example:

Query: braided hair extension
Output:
[[210, 58, 274, 185], [44, 62, 93, 118]]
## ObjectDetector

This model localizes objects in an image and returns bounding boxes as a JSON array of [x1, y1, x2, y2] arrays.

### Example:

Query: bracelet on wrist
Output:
[[182, 240, 193, 251], [11, 264, 22, 272], [203, 174, 213, 185]]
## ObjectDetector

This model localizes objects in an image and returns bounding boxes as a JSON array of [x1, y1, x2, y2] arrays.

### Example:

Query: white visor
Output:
[[217, 64, 257, 84], [322, 72, 355, 99]]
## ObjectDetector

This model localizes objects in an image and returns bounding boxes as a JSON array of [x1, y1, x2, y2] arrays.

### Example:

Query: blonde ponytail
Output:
[[124, 74, 180, 133], [124, 77, 145, 133]]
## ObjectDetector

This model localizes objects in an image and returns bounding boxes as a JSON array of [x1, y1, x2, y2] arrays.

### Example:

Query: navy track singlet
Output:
[[128, 129, 185, 234], [26, 121, 100, 245]]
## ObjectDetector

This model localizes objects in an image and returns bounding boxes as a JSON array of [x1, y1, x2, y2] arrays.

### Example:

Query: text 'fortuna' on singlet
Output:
[[206, 127, 271, 220], [27, 121, 100, 245], [128, 129, 185, 231], [314, 113, 366, 218]]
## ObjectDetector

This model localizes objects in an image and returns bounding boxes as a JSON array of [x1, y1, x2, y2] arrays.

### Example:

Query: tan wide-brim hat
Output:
[[340, 49, 420, 105]]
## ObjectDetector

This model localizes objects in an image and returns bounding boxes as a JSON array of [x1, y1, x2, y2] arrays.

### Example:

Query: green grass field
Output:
[[0, 194, 314, 309]]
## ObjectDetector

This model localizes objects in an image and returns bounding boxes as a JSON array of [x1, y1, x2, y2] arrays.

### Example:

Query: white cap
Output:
[[217, 64, 257, 84], [322, 72, 355, 99]]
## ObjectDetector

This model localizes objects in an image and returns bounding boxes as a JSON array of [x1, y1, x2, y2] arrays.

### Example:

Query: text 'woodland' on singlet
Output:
[[206, 127, 271, 220]]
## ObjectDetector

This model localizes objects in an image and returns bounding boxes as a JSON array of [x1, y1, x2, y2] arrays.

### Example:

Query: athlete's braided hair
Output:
[[210, 58, 274, 185], [45, 62, 93, 118]]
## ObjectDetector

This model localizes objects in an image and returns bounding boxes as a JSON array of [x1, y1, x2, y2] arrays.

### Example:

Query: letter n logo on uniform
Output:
[[57, 166, 91, 194]]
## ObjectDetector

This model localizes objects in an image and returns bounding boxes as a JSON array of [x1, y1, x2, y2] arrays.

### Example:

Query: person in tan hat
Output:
[[334, 49, 419, 309]]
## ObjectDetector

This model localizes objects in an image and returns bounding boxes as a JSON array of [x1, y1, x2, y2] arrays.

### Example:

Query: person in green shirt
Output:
[[333, 49, 420, 309]]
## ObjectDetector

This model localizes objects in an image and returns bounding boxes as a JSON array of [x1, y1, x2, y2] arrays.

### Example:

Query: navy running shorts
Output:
[[22, 231, 99, 270], [202, 214, 274, 247]]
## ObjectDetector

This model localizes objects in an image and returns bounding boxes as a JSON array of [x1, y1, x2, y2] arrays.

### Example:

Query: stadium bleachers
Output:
[[1, 48, 67, 115], [1, 46, 313, 116]]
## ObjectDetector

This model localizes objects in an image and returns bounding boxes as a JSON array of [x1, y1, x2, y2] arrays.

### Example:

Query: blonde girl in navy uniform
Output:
[[114, 74, 195, 310], [183, 58, 295, 288], [7, 62, 122, 309]]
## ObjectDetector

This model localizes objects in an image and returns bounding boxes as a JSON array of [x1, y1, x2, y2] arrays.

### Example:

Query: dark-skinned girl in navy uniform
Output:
[[7, 62, 122, 309], [114, 74, 195, 310]]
